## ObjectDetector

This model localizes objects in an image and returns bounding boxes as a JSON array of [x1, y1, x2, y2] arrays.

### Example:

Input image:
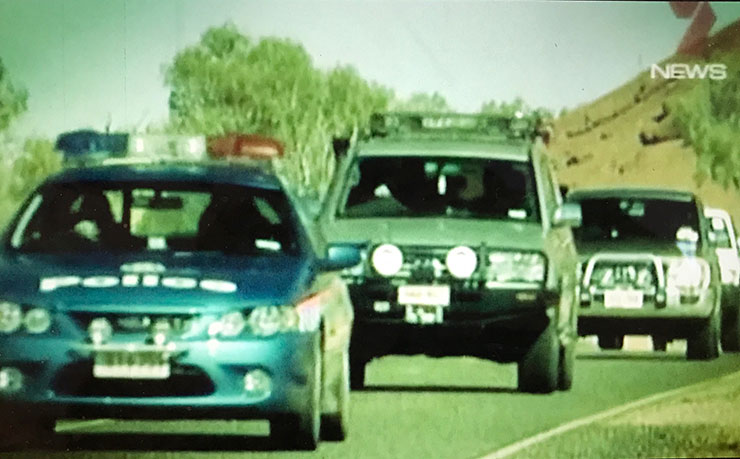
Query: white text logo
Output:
[[650, 63, 727, 80], [39, 275, 238, 294]]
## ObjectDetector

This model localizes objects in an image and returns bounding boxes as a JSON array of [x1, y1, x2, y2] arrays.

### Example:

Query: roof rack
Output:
[[369, 111, 541, 141]]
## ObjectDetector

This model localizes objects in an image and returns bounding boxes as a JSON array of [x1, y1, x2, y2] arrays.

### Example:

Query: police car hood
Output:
[[326, 217, 544, 250], [0, 252, 313, 313]]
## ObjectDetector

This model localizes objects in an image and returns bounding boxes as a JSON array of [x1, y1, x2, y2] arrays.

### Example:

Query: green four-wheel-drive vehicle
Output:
[[318, 112, 582, 394], [567, 188, 722, 360]]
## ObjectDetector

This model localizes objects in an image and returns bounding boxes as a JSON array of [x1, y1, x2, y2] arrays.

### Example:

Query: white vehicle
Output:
[[705, 207, 740, 351]]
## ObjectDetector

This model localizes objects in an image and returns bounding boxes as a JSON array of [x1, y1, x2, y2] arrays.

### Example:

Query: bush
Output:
[[164, 24, 392, 201], [673, 54, 740, 188], [0, 138, 62, 229]]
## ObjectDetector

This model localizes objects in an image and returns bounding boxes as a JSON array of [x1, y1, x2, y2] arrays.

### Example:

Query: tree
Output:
[[164, 24, 391, 199], [673, 54, 740, 188], [0, 57, 28, 132], [389, 91, 450, 112], [480, 97, 553, 120]]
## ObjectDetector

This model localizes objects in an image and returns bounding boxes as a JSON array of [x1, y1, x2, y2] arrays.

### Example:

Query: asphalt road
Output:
[[5, 338, 740, 459]]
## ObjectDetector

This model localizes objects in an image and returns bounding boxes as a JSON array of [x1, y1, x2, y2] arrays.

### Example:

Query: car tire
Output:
[[652, 336, 668, 352], [720, 308, 740, 352], [518, 324, 559, 394], [0, 416, 56, 450], [687, 308, 721, 361], [349, 355, 367, 391], [271, 333, 321, 450], [321, 350, 350, 441], [557, 343, 575, 391], [597, 334, 624, 350]]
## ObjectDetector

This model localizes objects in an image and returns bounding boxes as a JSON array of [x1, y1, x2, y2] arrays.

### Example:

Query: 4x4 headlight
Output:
[[666, 257, 710, 290], [371, 244, 403, 277], [487, 252, 546, 284], [446, 246, 478, 279]]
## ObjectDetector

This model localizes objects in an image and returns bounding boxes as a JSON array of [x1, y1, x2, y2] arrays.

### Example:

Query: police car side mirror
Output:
[[319, 243, 362, 271], [553, 202, 582, 228]]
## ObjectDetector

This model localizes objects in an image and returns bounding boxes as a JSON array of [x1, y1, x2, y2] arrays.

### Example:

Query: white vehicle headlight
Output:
[[371, 244, 403, 277], [667, 257, 709, 290], [23, 308, 51, 334], [487, 252, 546, 284], [0, 302, 23, 334], [446, 246, 478, 279]]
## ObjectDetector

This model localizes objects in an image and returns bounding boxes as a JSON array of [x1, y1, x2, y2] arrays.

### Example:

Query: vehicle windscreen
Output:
[[339, 155, 539, 221], [9, 182, 301, 255], [573, 197, 701, 245]]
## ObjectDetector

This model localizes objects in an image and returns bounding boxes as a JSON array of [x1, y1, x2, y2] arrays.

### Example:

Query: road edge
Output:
[[478, 369, 740, 459]]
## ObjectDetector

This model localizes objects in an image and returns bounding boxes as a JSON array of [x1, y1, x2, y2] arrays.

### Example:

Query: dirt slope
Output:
[[548, 19, 740, 224]]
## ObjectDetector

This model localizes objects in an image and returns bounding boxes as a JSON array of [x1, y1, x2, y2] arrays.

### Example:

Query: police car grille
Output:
[[71, 312, 197, 336], [53, 362, 215, 397]]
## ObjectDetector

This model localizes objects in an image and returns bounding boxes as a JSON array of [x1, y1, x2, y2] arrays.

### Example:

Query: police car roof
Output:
[[567, 187, 695, 202], [45, 163, 282, 190], [359, 137, 532, 162]]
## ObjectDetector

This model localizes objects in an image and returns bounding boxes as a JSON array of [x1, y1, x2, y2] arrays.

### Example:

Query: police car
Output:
[[0, 131, 360, 450]]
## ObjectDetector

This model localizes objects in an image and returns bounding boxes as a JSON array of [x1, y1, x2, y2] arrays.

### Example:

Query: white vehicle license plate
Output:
[[398, 285, 451, 307], [93, 351, 170, 379], [604, 289, 644, 309]]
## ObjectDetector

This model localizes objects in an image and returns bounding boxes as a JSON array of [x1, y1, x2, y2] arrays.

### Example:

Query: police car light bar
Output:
[[370, 112, 538, 140], [127, 134, 207, 162], [207, 134, 285, 160], [55, 130, 129, 164]]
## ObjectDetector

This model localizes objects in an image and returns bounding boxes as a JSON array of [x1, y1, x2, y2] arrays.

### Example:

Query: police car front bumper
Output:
[[0, 332, 319, 420]]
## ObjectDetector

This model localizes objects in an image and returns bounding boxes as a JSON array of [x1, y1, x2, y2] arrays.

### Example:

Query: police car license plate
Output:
[[604, 289, 644, 309], [93, 351, 170, 379], [398, 285, 451, 307]]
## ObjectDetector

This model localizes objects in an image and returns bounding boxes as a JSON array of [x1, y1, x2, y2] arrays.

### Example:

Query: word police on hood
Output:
[[39, 274, 238, 293]]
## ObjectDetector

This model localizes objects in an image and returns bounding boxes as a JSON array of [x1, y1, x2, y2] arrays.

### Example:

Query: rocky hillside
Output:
[[549, 19, 740, 224]]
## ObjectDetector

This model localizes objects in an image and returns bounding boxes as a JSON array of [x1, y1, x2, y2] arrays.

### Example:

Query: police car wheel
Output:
[[271, 334, 321, 450], [349, 355, 367, 391], [720, 308, 740, 352], [597, 334, 624, 350], [0, 416, 56, 449], [321, 349, 350, 441], [687, 307, 721, 360], [518, 324, 559, 394], [652, 336, 668, 352], [557, 343, 575, 391]]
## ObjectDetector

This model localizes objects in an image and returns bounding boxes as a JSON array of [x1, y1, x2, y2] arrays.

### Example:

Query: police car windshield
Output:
[[574, 198, 700, 245], [10, 182, 300, 255], [340, 155, 539, 221]]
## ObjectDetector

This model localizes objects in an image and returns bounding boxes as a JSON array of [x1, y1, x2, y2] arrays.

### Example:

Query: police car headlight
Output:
[[667, 258, 709, 290], [446, 246, 478, 279], [0, 302, 23, 334], [371, 244, 403, 277], [216, 311, 246, 337], [23, 308, 51, 334], [248, 298, 321, 337]]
